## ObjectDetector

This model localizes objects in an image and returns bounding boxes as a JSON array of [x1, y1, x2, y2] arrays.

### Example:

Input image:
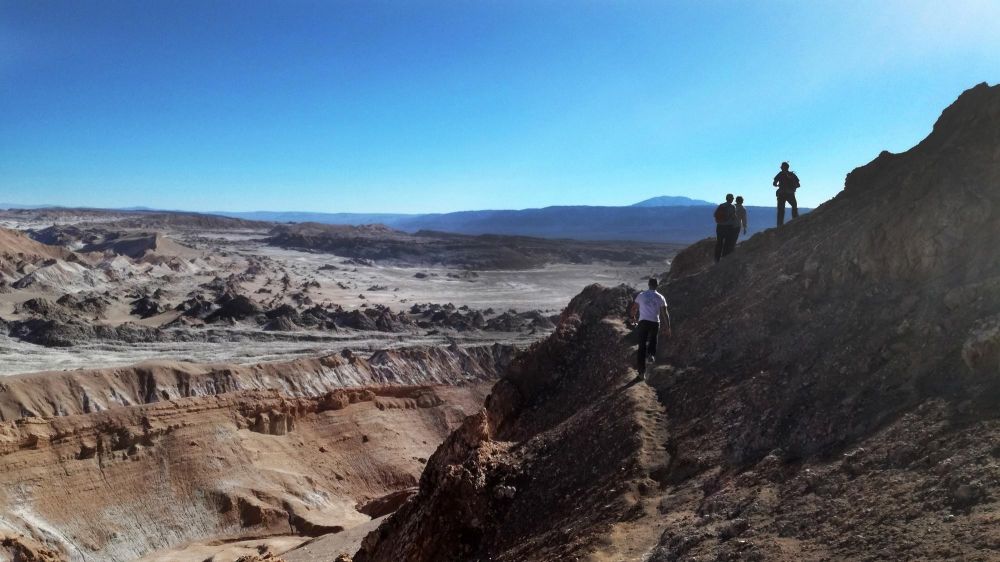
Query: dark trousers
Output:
[[715, 225, 739, 262], [777, 190, 799, 226], [636, 320, 659, 373]]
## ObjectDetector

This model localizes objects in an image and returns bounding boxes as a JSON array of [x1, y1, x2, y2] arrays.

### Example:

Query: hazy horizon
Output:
[[0, 194, 720, 215], [3, 1, 999, 214]]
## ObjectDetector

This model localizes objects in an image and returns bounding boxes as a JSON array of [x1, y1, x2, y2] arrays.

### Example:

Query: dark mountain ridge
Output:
[[227, 203, 800, 243]]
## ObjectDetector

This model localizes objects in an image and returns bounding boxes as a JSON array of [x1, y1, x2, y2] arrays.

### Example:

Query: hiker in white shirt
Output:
[[628, 278, 671, 375]]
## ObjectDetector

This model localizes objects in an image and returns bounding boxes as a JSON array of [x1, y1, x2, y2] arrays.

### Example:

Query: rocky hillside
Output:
[[355, 284, 668, 561], [351, 83, 1000, 560]]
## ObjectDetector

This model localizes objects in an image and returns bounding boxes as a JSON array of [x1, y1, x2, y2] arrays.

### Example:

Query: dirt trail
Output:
[[583, 380, 671, 562]]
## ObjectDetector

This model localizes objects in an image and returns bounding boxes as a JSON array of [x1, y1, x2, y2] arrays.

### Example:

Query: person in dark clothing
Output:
[[773, 162, 800, 226], [629, 278, 670, 375], [714, 194, 739, 262]]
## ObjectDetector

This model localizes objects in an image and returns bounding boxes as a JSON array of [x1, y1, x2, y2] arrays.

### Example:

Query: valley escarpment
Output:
[[0, 344, 513, 561], [0, 344, 513, 421], [0, 384, 485, 561]]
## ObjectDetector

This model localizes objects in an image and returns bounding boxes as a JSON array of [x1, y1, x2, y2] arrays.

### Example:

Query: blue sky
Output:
[[2, 1, 998, 213]]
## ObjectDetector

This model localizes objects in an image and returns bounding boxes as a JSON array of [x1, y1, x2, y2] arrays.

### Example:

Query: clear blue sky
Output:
[[2, 1, 998, 213]]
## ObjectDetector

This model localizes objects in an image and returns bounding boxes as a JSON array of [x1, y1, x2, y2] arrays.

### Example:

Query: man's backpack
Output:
[[786, 171, 800, 189], [714, 203, 735, 224]]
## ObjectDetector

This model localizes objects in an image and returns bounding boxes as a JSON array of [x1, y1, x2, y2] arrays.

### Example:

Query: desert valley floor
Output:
[[0, 209, 678, 375], [0, 207, 680, 561]]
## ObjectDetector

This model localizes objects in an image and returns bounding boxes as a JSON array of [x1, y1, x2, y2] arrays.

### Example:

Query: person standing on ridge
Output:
[[735, 195, 748, 238], [713, 193, 739, 262], [629, 278, 670, 376], [773, 162, 800, 226]]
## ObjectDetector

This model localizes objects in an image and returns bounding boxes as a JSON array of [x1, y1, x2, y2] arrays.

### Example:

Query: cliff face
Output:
[[0, 344, 514, 421], [353, 84, 1000, 561], [0, 384, 485, 561], [0, 345, 513, 562]]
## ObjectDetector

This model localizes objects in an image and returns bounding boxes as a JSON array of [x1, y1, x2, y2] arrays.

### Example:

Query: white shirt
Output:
[[635, 289, 667, 323]]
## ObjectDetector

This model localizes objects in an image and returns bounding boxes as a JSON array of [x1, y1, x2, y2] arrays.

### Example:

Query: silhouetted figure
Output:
[[629, 278, 670, 376], [713, 193, 739, 262], [735, 195, 748, 237], [773, 162, 800, 226]]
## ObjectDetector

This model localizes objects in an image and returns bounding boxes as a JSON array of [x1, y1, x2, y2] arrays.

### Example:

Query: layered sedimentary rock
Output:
[[0, 345, 513, 561], [0, 344, 514, 421]]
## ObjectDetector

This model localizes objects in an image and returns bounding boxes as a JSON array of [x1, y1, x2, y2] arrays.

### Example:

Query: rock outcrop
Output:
[[355, 285, 668, 561]]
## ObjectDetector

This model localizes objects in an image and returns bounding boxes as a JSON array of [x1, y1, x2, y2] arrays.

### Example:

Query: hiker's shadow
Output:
[[615, 373, 645, 394]]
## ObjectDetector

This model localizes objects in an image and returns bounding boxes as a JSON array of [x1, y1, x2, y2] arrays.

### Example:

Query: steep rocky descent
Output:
[[0, 343, 515, 421], [352, 84, 1000, 561], [0, 383, 488, 562], [355, 284, 672, 561]]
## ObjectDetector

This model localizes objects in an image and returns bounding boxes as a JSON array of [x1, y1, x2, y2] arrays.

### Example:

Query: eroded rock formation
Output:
[[0, 344, 510, 561]]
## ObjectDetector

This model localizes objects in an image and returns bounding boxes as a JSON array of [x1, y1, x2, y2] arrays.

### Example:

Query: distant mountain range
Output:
[[215, 197, 803, 243], [216, 196, 714, 225], [2, 196, 808, 244], [392, 205, 785, 243], [631, 196, 713, 207]]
